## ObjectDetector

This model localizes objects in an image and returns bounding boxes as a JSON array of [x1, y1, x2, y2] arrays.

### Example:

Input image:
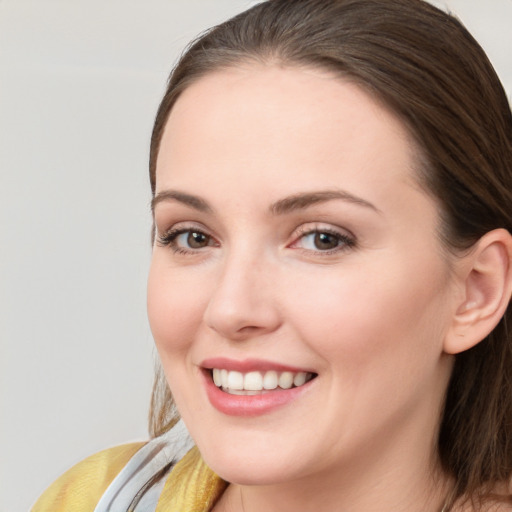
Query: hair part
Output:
[[148, 1, 512, 508]]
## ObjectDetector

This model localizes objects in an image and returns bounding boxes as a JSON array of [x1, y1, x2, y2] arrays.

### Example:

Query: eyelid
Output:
[[155, 220, 211, 239]]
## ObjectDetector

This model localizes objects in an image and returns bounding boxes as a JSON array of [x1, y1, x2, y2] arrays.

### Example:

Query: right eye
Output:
[[157, 228, 217, 253]]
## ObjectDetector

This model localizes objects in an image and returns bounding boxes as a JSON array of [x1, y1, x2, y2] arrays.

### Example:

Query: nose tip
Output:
[[203, 269, 281, 341], [205, 306, 278, 341]]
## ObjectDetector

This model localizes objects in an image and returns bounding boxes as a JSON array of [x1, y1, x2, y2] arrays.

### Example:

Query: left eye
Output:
[[176, 231, 211, 249], [156, 227, 216, 252], [294, 230, 354, 252]]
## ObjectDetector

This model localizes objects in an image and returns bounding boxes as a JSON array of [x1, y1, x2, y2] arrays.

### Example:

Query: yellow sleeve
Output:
[[32, 442, 145, 512]]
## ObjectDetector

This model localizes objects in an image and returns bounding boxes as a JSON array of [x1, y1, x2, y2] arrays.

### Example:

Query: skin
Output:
[[147, 65, 465, 511]]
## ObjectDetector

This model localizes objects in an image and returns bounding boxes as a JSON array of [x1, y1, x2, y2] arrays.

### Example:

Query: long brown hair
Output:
[[148, 0, 512, 507]]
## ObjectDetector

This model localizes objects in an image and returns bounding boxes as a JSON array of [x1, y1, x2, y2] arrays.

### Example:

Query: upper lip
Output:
[[200, 357, 315, 374]]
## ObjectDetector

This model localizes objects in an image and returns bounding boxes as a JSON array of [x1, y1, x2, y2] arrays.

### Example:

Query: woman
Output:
[[33, 0, 512, 510]]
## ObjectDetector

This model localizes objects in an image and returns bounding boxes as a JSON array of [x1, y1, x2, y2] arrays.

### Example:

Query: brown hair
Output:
[[148, 0, 512, 507]]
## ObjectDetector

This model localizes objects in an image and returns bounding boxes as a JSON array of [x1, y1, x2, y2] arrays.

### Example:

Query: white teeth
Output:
[[244, 371, 263, 391], [278, 371, 294, 389], [293, 372, 307, 387], [221, 369, 229, 388], [263, 370, 278, 390], [226, 389, 260, 396], [212, 368, 313, 392], [227, 370, 244, 390], [226, 388, 246, 395]]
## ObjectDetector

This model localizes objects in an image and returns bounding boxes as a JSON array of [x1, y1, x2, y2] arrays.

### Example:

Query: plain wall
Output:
[[0, 1, 510, 511]]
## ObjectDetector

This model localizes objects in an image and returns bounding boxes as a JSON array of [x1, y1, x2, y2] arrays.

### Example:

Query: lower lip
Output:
[[202, 370, 315, 417]]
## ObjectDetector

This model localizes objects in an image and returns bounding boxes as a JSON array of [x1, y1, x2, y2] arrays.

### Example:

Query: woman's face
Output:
[[148, 65, 458, 486]]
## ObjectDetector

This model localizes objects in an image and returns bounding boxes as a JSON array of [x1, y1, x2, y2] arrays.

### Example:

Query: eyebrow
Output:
[[151, 188, 379, 215], [270, 190, 380, 215], [151, 190, 213, 213]]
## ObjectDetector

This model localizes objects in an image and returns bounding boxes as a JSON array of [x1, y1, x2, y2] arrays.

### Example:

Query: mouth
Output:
[[200, 358, 318, 416], [210, 368, 316, 395]]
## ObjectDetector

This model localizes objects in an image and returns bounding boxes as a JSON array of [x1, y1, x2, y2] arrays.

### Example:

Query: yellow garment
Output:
[[32, 442, 145, 512], [32, 443, 227, 512], [156, 446, 228, 512]]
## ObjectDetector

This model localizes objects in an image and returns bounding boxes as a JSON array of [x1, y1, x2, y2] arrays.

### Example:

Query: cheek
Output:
[[286, 263, 452, 434], [147, 258, 208, 355], [287, 257, 450, 373]]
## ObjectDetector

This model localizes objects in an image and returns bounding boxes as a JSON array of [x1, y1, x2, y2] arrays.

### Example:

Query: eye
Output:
[[178, 231, 210, 249], [157, 227, 217, 253], [302, 232, 341, 251], [291, 227, 355, 254]]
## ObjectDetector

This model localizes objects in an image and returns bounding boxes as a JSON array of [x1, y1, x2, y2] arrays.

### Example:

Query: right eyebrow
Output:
[[151, 190, 213, 214], [270, 189, 381, 215]]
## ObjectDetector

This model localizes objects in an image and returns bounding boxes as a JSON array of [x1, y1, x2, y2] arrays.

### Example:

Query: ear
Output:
[[444, 228, 512, 355]]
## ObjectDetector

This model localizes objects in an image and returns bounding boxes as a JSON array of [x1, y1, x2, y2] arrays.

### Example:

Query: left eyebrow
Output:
[[270, 190, 381, 215], [151, 190, 213, 214]]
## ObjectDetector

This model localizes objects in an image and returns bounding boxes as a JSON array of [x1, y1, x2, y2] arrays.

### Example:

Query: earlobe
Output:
[[444, 229, 512, 355]]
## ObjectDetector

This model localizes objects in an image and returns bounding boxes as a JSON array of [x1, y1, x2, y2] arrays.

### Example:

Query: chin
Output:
[[189, 426, 305, 485], [204, 451, 301, 486]]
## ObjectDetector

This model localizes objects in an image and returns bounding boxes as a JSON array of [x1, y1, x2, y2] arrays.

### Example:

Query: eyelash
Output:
[[156, 226, 216, 254], [156, 225, 356, 256]]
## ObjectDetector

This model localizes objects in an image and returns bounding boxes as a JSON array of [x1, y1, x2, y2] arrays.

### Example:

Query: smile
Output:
[[201, 360, 317, 416], [211, 369, 316, 395]]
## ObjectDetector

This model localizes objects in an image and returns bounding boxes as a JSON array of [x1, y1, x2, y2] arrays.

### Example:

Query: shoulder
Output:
[[31, 442, 145, 512], [32, 421, 195, 512]]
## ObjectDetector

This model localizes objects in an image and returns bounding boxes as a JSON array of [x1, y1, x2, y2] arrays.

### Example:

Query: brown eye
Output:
[[291, 228, 355, 254], [313, 232, 340, 250], [157, 227, 216, 252], [187, 231, 210, 248]]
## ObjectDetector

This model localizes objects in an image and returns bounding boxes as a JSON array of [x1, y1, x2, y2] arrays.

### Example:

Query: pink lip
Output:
[[201, 357, 313, 373], [200, 359, 316, 417]]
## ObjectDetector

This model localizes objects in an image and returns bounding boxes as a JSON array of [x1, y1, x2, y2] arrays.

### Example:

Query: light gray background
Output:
[[0, 1, 510, 511]]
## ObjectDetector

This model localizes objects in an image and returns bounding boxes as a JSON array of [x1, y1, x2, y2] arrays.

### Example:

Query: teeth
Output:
[[227, 370, 244, 390], [211, 369, 313, 392], [221, 369, 228, 388], [278, 371, 294, 389], [263, 370, 278, 390], [293, 372, 307, 387], [226, 388, 247, 395], [244, 371, 263, 391]]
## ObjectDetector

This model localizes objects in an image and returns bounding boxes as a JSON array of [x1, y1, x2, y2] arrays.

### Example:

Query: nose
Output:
[[203, 253, 281, 341]]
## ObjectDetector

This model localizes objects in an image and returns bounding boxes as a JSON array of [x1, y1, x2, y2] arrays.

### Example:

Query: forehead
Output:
[[156, 64, 419, 201], [166, 64, 411, 144]]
